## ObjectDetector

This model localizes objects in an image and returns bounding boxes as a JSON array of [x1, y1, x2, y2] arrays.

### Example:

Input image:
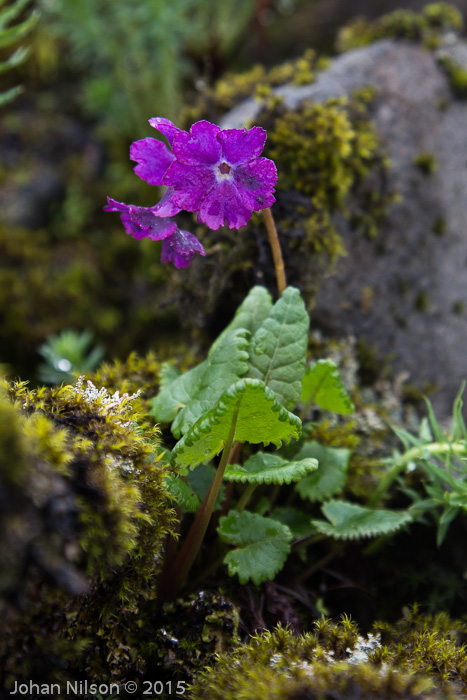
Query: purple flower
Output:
[[131, 118, 278, 231], [104, 198, 205, 269]]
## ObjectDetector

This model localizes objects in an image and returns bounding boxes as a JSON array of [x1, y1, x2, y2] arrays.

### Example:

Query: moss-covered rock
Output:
[[336, 3, 463, 53], [0, 375, 176, 689], [190, 611, 467, 699]]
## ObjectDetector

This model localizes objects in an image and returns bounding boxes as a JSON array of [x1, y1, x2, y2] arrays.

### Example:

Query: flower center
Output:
[[215, 160, 234, 182]]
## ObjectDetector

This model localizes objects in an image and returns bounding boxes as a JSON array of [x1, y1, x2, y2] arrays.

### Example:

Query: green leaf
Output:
[[171, 378, 302, 470], [452, 382, 467, 441], [392, 425, 422, 451], [218, 510, 292, 585], [158, 361, 182, 391], [424, 396, 444, 443], [270, 506, 317, 539], [0, 84, 22, 106], [149, 328, 249, 437], [165, 477, 200, 513], [0, 8, 38, 49], [300, 359, 354, 415], [418, 417, 433, 443], [213, 286, 272, 350], [312, 500, 412, 540], [0, 0, 34, 30], [294, 441, 350, 502], [224, 452, 317, 485], [0, 45, 29, 73], [246, 286, 309, 410], [437, 504, 460, 546]]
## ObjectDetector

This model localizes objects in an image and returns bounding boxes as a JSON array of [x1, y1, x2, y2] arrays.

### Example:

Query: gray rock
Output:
[[223, 39, 467, 416]]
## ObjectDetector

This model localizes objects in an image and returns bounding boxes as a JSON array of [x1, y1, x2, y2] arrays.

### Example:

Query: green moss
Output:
[[452, 300, 464, 314], [337, 3, 463, 53], [0, 375, 176, 688], [0, 388, 35, 484], [432, 216, 446, 236], [413, 152, 438, 177], [148, 592, 240, 689], [437, 55, 467, 98], [336, 3, 467, 101], [373, 606, 467, 686], [401, 381, 439, 403], [423, 3, 463, 31], [356, 338, 383, 386], [189, 613, 465, 700], [181, 49, 329, 123], [415, 290, 429, 312], [265, 91, 393, 268]]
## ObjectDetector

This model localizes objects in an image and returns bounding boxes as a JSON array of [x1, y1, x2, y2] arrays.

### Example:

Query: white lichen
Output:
[[74, 376, 141, 420]]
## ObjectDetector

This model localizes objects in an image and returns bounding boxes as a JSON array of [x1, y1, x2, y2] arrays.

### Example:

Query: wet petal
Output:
[[104, 198, 144, 238], [104, 197, 132, 214], [198, 181, 252, 230], [130, 137, 175, 185], [163, 162, 216, 211], [148, 117, 184, 147], [234, 157, 277, 210], [217, 126, 267, 164], [161, 229, 206, 268], [173, 120, 222, 166], [129, 208, 177, 241], [104, 198, 177, 240], [152, 187, 182, 217]]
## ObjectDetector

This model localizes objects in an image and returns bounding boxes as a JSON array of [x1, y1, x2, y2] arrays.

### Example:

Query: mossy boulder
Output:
[[0, 375, 176, 689], [218, 9, 467, 417]]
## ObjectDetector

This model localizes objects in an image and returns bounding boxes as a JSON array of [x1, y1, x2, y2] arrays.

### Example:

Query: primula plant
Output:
[[106, 117, 416, 599]]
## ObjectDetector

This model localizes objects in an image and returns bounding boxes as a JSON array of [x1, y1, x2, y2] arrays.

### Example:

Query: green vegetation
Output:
[[190, 610, 467, 699], [2, 1, 467, 695], [337, 3, 467, 100], [36, 0, 272, 139], [0, 0, 38, 106], [37, 329, 104, 384], [413, 152, 438, 177], [337, 3, 463, 52]]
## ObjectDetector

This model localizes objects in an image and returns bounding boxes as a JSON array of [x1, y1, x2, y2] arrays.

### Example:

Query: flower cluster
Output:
[[105, 118, 277, 267], [104, 198, 205, 269]]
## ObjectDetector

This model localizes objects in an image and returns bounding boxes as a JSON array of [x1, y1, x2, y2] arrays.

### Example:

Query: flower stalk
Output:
[[158, 406, 239, 600], [262, 207, 287, 296]]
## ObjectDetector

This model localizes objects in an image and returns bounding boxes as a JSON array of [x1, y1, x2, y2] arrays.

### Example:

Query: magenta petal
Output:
[[104, 198, 177, 240], [217, 127, 267, 164], [148, 117, 184, 147], [163, 162, 216, 212], [104, 197, 128, 212], [129, 208, 177, 241], [104, 199, 148, 239], [173, 120, 222, 166], [234, 157, 277, 210], [198, 181, 252, 230], [121, 212, 148, 239], [161, 229, 206, 268], [152, 188, 182, 217], [130, 137, 175, 185]]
